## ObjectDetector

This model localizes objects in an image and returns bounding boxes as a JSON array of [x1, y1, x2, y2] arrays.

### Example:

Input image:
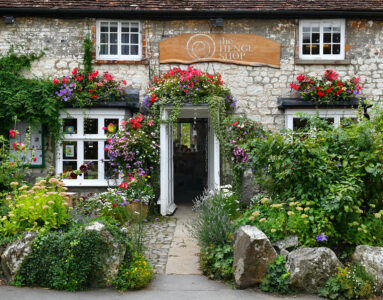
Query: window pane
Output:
[[105, 161, 119, 179], [104, 119, 119, 133], [63, 161, 77, 174], [293, 118, 308, 131], [312, 44, 320, 55], [312, 33, 320, 43], [122, 45, 129, 55], [333, 26, 341, 32], [323, 44, 331, 54], [312, 26, 320, 32], [302, 33, 311, 43], [104, 141, 110, 159], [131, 45, 139, 55], [110, 23, 118, 32], [122, 33, 129, 43], [84, 118, 98, 134], [131, 34, 139, 44], [302, 26, 311, 32], [100, 22, 108, 32], [63, 119, 77, 134], [324, 33, 331, 43], [121, 23, 130, 32], [110, 45, 118, 55], [302, 44, 311, 55], [131, 23, 139, 32], [333, 44, 340, 54], [84, 161, 98, 179], [63, 141, 77, 159], [84, 141, 98, 160], [333, 33, 341, 43], [100, 44, 108, 55], [323, 26, 332, 33], [110, 33, 117, 44], [100, 33, 108, 43]]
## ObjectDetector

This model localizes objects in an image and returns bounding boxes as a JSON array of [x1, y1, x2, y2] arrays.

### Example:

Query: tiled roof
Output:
[[0, 0, 382, 11]]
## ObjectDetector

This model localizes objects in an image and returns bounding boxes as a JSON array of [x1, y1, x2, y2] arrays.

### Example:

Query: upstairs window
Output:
[[299, 19, 345, 60], [96, 20, 142, 60]]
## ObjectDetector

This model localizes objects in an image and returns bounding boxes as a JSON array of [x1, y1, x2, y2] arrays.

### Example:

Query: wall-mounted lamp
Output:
[[4, 16, 15, 24], [215, 18, 224, 28]]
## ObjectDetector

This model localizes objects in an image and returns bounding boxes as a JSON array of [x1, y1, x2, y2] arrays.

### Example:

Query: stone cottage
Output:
[[0, 1, 382, 214]]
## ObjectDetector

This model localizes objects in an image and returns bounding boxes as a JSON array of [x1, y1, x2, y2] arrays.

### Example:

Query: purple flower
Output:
[[337, 163, 341, 168], [316, 233, 328, 242]]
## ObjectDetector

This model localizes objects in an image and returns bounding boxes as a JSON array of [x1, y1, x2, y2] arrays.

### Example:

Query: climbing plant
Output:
[[0, 47, 62, 140], [82, 34, 93, 75], [144, 66, 237, 154]]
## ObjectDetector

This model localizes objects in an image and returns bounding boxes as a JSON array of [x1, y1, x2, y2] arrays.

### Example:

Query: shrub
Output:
[[243, 114, 383, 251], [13, 223, 110, 291], [190, 188, 236, 248], [260, 255, 291, 295], [112, 251, 153, 291], [320, 265, 377, 299], [200, 243, 234, 281], [0, 178, 71, 236]]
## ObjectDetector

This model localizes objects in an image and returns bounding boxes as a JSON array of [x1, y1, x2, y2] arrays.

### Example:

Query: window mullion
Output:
[[320, 21, 323, 58]]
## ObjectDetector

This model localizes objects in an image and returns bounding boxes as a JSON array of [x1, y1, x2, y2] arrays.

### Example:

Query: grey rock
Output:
[[352, 245, 383, 289], [85, 221, 126, 286], [241, 170, 260, 205], [233, 225, 277, 288], [1, 231, 38, 281], [280, 249, 290, 260], [286, 247, 342, 293], [272, 235, 299, 252]]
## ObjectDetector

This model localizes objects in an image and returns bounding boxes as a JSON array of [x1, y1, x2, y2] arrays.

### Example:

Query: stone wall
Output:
[[0, 16, 382, 180]]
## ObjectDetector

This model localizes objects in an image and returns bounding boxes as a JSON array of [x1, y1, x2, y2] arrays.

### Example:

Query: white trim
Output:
[[96, 20, 142, 61], [57, 108, 127, 187], [299, 19, 345, 60], [285, 108, 359, 130]]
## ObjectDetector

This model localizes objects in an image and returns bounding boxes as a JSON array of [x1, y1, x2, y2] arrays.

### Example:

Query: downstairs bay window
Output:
[[56, 108, 127, 186]]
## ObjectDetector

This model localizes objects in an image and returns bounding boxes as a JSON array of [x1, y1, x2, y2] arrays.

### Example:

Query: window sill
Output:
[[295, 59, 351, 65], [94, 59, 148, 65]]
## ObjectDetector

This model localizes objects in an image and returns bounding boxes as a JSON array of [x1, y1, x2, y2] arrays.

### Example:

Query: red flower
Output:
[[75, 75, 83, 81], [72, 67, 78, 77], [123, 80, 127, 85], [318, 91, 326, 98], [89, 89, 94, 93], [324, 70, 338, 81], [102, 126, 107, 130], [53, 79, 59, 85], [62, 77, 69, 84], [9, 130, 16, 138], [92, 95, 98, 99], [112, 203, 117, 208], [325, 88, 332, 94], [119, 182, 129, 189], [290, 83, 300, 91], [33, 157, 37, 162], [12, 143, 17, 149], [296, 74, 306, 82]]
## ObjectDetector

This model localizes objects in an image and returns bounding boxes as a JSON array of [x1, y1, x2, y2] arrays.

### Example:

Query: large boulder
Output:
[[1, 231, 38, 281], [233, 225, 277, 288], [286, 247, 342, 293], [352, 245, 383, 289], [272, 235, 299, 259], [85, 221, 126, 286]]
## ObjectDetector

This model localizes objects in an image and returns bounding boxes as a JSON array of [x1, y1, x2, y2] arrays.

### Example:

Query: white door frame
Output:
[[159, 105, 220, 216]]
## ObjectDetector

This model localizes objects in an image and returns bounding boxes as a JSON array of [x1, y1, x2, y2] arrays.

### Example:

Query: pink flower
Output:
[[123, 80, 127, 85], [9, 130, 16, 138], [102, 126, 107, 130], [296, 74, 306, 82]]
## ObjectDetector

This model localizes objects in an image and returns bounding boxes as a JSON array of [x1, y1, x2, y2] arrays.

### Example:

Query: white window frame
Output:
[[96, 20, 142, 61], [299, 19, 345, 60], [56, 108, 127, 187], [285, 108, 359, 130]]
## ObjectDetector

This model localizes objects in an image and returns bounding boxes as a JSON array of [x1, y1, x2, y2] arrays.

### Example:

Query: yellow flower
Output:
[[289, 202, 296, 207], [249, 216, 255, 221], [259, 218, 267, 222], [252, 211, 260, 217], [270, 229, 276, 233], [301, 214, 308, 218], [375, 213, 381, 219], [296, 207, 303, 211], [304, 207, 310, 212], [287, 211, 294, 216]]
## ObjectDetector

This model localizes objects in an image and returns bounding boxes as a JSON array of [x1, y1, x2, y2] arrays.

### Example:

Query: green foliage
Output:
[[244, 114, 383, 250], [260, 255, 292, 295], [320, 265, 377, 299], [200, 243, 234, 281], [13, 223, 110, 291], [0, 48, 62, 140], [190, 188, 237, 248], [112, 251, 153, 291], [0, 178, 71, 236], [82, 34, 93, 75]]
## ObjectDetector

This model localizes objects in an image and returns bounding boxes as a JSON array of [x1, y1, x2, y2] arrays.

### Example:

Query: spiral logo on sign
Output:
[[186, 34, 216, 60]]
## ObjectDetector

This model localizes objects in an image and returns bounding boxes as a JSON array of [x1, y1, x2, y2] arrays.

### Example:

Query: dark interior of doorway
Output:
[[174, 118, 208, 203]]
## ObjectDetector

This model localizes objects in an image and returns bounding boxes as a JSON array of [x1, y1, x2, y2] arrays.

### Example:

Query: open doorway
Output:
[[173, 118, 208, 203]]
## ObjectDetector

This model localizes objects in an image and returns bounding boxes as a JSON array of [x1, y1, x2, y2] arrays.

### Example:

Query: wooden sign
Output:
[[159, 33, 281, 68]]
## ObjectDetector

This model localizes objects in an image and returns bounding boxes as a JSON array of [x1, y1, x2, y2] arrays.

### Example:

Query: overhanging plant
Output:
[[144, 66, 237, 151], [290, 70, 362, 103]]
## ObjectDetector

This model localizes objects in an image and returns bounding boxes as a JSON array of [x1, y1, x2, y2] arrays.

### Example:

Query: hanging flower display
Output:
[[289, 70, 362, 103], [53, 68, 128, 107]]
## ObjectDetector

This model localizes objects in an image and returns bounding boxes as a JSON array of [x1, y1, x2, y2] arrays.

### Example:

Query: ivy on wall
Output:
[[0, 47, 62, 140]]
